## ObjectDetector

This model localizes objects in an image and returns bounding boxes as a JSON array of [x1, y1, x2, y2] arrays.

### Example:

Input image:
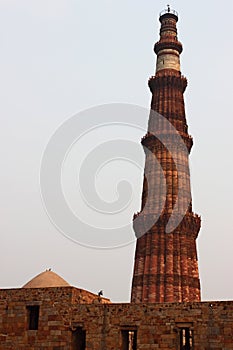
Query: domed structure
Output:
[[22, 270, 70, 288]]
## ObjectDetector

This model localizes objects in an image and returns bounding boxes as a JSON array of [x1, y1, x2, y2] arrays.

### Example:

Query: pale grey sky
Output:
[[0, 0, 232, 302]]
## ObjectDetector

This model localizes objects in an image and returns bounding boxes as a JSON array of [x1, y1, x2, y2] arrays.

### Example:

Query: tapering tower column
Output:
[[131, 7, 201, 303]]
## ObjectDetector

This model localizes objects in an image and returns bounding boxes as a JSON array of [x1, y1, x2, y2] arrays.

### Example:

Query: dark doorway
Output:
[[179, 328, 193, 350], [121, 330, 137, 350], [72, 327, 86, 350], [27, 305, 40, 330]]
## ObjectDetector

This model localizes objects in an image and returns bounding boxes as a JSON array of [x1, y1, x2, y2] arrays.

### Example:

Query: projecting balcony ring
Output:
[[148, 76, 187, 93], [154, 41, 183, 54]]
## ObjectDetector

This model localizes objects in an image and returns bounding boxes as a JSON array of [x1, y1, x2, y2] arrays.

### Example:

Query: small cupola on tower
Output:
[[155, 5, 183, 73]]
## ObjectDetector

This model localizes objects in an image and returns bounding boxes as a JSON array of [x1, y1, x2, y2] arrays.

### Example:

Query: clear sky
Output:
[[0, 0, 232, 302]]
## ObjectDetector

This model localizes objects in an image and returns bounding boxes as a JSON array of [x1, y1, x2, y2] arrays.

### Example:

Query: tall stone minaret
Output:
[[131, 7, 201, 303]]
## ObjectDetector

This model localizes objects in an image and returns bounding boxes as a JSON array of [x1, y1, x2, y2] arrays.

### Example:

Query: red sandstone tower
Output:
[[131, 7, 201, 303]]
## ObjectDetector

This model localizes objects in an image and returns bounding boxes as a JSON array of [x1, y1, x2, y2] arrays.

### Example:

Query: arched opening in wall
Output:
[[72, 327, 86, 350]]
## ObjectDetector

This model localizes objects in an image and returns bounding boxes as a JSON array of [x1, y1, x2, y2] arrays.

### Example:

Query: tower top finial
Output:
[[159, 6, 178, 18]]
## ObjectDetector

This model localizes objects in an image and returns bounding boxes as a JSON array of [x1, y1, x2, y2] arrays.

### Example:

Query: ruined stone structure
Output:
[[0, 278, 233, 349], [131, 8, 201, 303]]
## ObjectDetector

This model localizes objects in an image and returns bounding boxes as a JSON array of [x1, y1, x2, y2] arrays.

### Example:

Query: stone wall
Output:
[[76, 301, 233, 349], [0, 288, 232, 349], [0, 287, 109, 349]]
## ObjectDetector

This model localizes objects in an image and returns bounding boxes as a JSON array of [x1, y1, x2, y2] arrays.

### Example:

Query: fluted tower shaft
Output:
[[131, 9, 201, 303]]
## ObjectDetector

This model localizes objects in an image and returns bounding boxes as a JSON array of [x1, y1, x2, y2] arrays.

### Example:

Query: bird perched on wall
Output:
[[98, 290, 103, 297]]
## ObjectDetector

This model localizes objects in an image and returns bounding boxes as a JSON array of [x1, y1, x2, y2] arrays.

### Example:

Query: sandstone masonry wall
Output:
[[0, 288, 232, 349]]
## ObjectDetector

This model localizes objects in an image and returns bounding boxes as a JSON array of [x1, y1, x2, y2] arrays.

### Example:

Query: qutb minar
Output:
[[131, 6, 201, 303]]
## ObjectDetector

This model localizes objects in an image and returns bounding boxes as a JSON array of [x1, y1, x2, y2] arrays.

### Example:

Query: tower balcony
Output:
[[148, 74, 187, 93], [154, 39, 183, 55]]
